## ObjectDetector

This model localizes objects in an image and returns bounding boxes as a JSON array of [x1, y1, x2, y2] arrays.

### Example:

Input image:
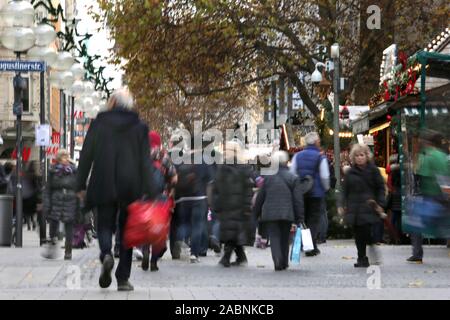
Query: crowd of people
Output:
[[1, 88, 449, 292]]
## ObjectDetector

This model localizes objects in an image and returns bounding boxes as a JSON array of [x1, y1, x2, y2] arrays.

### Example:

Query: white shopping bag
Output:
[[301, 227, 314, 252]]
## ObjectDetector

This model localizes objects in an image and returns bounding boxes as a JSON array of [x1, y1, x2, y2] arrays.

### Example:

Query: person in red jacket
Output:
[[141, 131, 177, 271]]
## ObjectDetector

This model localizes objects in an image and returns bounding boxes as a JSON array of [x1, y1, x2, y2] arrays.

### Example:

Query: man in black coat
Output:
[[76, 88, 155, 291]]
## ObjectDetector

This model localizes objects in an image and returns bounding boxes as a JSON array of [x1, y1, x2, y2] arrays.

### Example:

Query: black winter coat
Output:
[[212, 164, 255, 246], [342, 163, 386, 226], [76, 107, 156, 209], [254, 166, 304, 224], [43, 166, 78, 223]]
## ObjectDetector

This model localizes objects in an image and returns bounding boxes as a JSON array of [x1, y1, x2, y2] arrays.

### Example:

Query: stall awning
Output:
[[404, 106, 450, 117]]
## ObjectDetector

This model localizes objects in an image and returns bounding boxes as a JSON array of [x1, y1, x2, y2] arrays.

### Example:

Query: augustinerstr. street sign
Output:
[[0, 60, 46, 72]]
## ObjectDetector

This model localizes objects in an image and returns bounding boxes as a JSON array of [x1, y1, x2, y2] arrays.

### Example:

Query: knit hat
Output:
[[149, 131, 161, 149]]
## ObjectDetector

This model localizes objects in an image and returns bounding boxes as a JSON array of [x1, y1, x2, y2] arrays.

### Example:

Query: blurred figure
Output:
[[386, 154, 403, 244], [42, 150, 78, 260], [213, 141, 254, 267], [407, 131, 450, 264], [173, 138, 213, 263], [0, 163, 7, 194], [22, 161, 39, 231], [141, 130, 177, 272], [254, 151, 304, 271], [339, 144, 386, 268], [76, 88, 156, 291], [290, 132, 330, 256]]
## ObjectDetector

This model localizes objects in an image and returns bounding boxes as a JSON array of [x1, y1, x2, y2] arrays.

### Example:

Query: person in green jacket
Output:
[[407, 130, 449, 264]]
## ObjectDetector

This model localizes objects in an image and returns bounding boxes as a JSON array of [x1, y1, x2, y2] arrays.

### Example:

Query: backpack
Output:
[[175, 164, 199, 197]]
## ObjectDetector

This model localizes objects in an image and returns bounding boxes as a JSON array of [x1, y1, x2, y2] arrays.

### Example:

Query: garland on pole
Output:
[[369, 52, 420, 109], [31, 0, 114, 97]]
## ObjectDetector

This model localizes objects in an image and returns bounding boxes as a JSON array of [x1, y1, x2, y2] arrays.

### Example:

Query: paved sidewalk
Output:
[[0, 229, 449, 300]]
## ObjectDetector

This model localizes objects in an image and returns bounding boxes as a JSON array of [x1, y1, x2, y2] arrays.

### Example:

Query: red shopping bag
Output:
[[124, 197, 174, 249]]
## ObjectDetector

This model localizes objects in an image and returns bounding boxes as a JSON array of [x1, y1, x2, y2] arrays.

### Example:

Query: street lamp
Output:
[[0, 0, 37, 247], [331, 43, 341, 192]]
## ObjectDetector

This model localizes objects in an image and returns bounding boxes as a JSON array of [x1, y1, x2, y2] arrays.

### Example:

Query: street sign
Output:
[[35, 124, 51, 147], [0, 60, 46, 73]]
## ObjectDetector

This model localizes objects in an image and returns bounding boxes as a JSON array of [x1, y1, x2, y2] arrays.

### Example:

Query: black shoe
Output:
[[40, 239, 48, 247], [150, 261, 159, 272], [199, 252, 207, 257], [305, 249, 320, 257], [274, 264, 285, 271], [219, 257, 231, 267], [406, 256, 423, 264], [64, 252, 72, 260], [99, 254, 114, 288], [354, 257, 370, 268], [231, 247, 247, 266], [117, 280, 134, 291]]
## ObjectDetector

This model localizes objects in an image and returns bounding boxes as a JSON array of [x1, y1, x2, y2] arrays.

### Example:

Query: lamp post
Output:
[[0, 0, 37, 247], [331, 43, 341, 193], [311, 44, 341, 192]]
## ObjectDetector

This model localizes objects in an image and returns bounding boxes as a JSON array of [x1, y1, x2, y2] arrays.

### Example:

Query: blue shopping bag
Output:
[[290, 228, 302, 265]]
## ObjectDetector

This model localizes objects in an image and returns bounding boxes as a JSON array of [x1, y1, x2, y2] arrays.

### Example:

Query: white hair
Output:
[[305, 132, 320, 145], [272, 151, 289, 166], [107, 88, 134, 110]]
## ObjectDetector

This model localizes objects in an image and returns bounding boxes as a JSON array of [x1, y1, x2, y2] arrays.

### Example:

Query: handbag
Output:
[[300, 224, 314, 252], [290, 228, 302, 264], [124, 196, 174, 249]]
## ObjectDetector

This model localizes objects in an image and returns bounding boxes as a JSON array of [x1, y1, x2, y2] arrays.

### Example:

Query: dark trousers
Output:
[[37, 210, 46, 241], [354, 224, 374, 259], [97, 203, 132, 282], [304, 197, 323, 251], [266, 221, 291, 268], [49, 220, 73, 253], [176, 199, 208, 256], [411, 233, 423, 259]]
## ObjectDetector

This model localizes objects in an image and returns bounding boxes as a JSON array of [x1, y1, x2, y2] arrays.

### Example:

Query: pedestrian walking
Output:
[[141, 130, 177, 272], [173, 138, 213, 263], [212, 141, 255, 267], [76, 88, 157, 291], [42, 150, 78, 260], [338, 144, 386, 267], [254, 151, 304, 271], [22, 161, 39, 231], [290, 132, 330, 256], [407, 131, 450, 264]]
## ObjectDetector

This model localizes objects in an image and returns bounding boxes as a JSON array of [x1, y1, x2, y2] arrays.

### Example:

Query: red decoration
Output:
[[398, 51, 408, 70], [11, 147, 31, 162], [51, 131, 60, 145], [387, 115, 392, 121]]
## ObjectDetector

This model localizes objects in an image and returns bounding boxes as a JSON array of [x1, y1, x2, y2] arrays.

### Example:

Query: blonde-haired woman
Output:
[[43, 149, 79, 260], [338, 144, 386, 267]]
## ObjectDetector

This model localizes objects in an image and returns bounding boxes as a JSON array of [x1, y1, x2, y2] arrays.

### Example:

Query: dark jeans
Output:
[[49, 220, 73, 253], [266, 221, 291, 269], [354, 224, 374, 259], [37, 210, 46, 241], [304, 197, 323, 251], [176, 199, 208, 256], [372, 221, 384, 243], [411, 233, 423, 259], [317, 199, 328, 242], [391, 210, 402, 238], [97, 203, 132, 282]]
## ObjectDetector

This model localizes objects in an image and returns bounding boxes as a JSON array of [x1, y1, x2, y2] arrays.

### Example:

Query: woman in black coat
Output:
[[212, 142, 255, 267], [339, 144, 386, 268], [43, 150, 79, 260], [254, 151, 304, 270]]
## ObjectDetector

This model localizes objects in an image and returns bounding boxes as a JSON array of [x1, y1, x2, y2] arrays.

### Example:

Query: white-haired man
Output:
[[76, 88, 157, 291], [290, 132, 330, 256]]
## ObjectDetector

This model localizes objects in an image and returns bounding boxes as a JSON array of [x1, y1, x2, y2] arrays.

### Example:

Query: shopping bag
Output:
[[301, 227, 314, 252], [290, 228, 302, 264], [124, 197, 174, 249]]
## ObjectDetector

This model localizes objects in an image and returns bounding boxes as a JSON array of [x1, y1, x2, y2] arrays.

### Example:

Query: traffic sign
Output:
[[0, 60, 46, 72]]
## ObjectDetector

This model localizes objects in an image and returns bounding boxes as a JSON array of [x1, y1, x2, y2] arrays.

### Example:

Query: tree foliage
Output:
[[95, 0, 449, 127]]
